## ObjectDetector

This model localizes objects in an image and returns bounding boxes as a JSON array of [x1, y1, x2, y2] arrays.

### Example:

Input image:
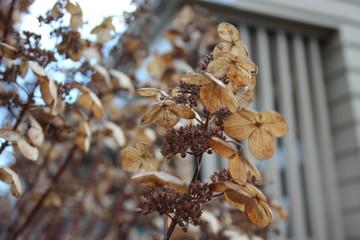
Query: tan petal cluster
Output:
[[180, 73, 238, 113], [208, 52, 256, 88], [121, 142, 158, 173], [224, 110, 288, 160], [210, 181, 274, 227], [206, 23, 257, 89], [213, 23, 249, 57], [140, 100, 195, 129], [209, 137, 261, 184]]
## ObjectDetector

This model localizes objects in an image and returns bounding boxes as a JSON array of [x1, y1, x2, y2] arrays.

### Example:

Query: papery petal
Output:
[[209, 137, 237, 159], [199, 83, 222, 112], [224, 110, 257, 140], [140, 103, 164, 125], [260, 111, 288, 137], [248, 128, 276, 160], [228, 154, 247, 185]]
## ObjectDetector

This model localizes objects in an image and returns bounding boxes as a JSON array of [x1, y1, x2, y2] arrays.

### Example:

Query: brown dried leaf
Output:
[[121, 141, 157, 173], [228, 154, 247, 185], [248, 127, 276, 160], [224, 110, 257, 140], [0, 129, 21, 142], [0, 42, 17, 59], [75, 135, 90, 152], [260, 111, 288, 137], [132, 171, 188, 194], [0, 166, 22, 198], [28, 128, 44, 147], [75, 121, 91, 152], [66, 1, 83, 30], [147, 53, 169, 80], [269, 201, 288, 220], [208, 137, 237, 159], [40, 77, 57, 105], [180, 74, 212, 85], [224, 189, 248, 212], [17, 138, 39, 161], [77, 90, 104, 119], [244, 183, 267, 202], [91, 64, 112, 89], [19, 61, 29, 78], [109, 69, 135, 93], [245, 199, 270, 227], [91, 17, 115, 43], [136, 88, 167, 98], [217, 23, 240, 43], [103, 121, 126, 147], [140, 101, 194, 129], [240, 151, 262, 180], [29, 61, 47, 79]]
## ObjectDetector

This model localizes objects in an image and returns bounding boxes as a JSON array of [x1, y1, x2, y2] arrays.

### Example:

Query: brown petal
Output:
[[180, 74, 212, 85], [140, 103, 164, 125], [224, 189, 249, 212], [260, 200, 275, 223], [220, 85, 238, 112], [228, 154, 247, 185], [248, 128, 276, 160], [170, 105, 195, 119], [207, 57, 231, 78], [0, 166, 22, 198], [223, 110, 257, 141], [136, 88, 164, 97], [156, 107, 179, 129], [244, 183, 267, 201], [240, 152, 262, 180], [245, 199, 270, 227], [217, 23, 240, 43], [17, 138, 39, 161], [260, 111, 288, 137], [135, 141, 154, 159], [235, 88, 255, 109], [0, 42, 17, 59], [199, 83, 222, 112], [132, 171, 188, 194], [208, 137, 237, 159], [121, 146, 142, 171], [269, 201, 288, 220]]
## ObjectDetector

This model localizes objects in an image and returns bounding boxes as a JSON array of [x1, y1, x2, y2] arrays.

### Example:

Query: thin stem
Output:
[[9, 145, 77, 240], [164, 218, 178, 240], [0, 82, 38, 155]]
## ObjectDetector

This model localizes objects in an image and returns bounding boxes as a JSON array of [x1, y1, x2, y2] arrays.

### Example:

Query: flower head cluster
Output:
[[123, 22, 289, 235], [138, 182, 212, 232]]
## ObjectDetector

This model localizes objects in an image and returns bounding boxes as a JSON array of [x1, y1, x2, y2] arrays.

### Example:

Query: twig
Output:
[[9, 145, 77, 240], [0, 82, 38, 155]]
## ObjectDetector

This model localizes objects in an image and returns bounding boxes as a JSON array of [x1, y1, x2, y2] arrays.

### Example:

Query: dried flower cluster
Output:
[[138, 182, 212, 232], [122, 20, 289, 239]]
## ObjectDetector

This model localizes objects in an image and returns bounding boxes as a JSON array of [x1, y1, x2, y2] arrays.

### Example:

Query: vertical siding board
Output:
[[293, 34, 328, 240], [275, 31, 307, 240], [308, 38, 345, 240], [255, 27, 285, 239], [239, 24, 260, 170]]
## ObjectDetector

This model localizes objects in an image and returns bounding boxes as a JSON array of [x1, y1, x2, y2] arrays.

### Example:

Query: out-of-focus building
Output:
[[151, 0, 360, 239]]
